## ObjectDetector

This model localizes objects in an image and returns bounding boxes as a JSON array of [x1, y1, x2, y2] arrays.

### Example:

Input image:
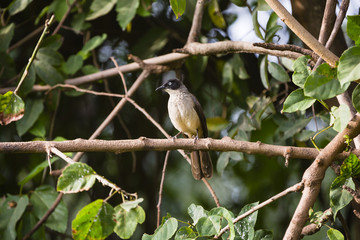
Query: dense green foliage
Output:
[[1, 0, 360, 239]]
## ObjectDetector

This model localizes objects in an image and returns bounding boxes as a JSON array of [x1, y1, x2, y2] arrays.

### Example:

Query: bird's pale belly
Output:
[[168, 98, 200, 138]]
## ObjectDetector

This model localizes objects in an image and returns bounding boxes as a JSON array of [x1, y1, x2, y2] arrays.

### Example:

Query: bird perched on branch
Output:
[[156, 78, 213, 180]]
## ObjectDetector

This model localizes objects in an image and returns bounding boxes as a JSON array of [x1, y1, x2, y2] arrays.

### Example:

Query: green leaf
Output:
[[142, 217, 178, 240], [208, 0, 226, 29], [338, 46, 360, 87], [175, 226, 197, 240], [352, 84, 360, 113], [62, 54, 83, 75], [330, 177, 354, 220], [34, 59, 64, 85], [265, 25, 282, 42], [347, 15, 360, 46], [268, 62, 289, 82], [330, 105, 351, 132], [252, 10, 263, 40], [257, 0, 271, 11], [30, 185, 68, 233], [78, 34, 107, 59], [57, 162, 97, 193], [340, 153, 360, 177], [86, 0, 117, 20], [188, 204, 208, 225], [207, 117, 229, 132], [0, 23, 15, 52], [170, 0, 186, 19], [113, 203, 145, 239], [230, 54, 249, 80], [18, 157, 59, 191], [327, 228, 344, 240], [18, 65, 36, 96], [41, 35, 63, 50], [0, 91, 25, 125], [230, 0, 247, 7], [16, 98, 43, 136], [254, 229, 273, 240], [292, 55, 311, 88], [72, 199, 115, 240], [116, 0, 140, 30], [196, 215, 221, 236], [235, 202, 259, 240], [120, 198, 144, 211], [8, 0, 33, 15], [259, 56, 269, 89], [36, 48, 63, 66], [304, 63, 349, 100], [0, 195, 29, 240], [282, 89, 316, 113], [209, 207, 235, 240], [216, 152, 230, 175]]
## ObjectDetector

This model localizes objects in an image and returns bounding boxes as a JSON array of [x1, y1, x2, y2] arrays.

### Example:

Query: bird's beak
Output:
[[156, 85, 165, 91]]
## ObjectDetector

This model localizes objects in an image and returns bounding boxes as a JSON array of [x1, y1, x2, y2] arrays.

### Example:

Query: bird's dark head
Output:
[[156, 79, 183, 92]]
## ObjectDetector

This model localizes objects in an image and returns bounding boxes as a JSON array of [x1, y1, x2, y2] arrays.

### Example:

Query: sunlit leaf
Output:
[[304, 63, 349, 100], [292, 55, 311, 88], [209, 207, 235, 239], [208, 0, 226, 29], [207, 117, 229, 132], [142, 217, 177, 240], [72, 199, 115, 240], [196, 215, 221, 236], [0, 91, 25, 125], [57, 162, 97, 193], [330, 105, 351, 132], [282, 89, 315, 113], [327, 228, 344, 240], [347, 15, 360, 46], [175, 226, 197, 239], [170, 0, 186, 19], [86, 0, 117, 20], [188, 204, 208, 225], [338, 46, 360, 87], [114, 203, 145, 239], [234, 202, 259, 239]]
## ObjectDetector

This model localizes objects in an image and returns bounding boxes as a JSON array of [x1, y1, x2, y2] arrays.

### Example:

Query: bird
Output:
[[156, 78, 213, 180]]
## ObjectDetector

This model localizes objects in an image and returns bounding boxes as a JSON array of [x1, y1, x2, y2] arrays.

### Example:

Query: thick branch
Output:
[[284, 114, 360, 239], [1, 137, 359, 161]]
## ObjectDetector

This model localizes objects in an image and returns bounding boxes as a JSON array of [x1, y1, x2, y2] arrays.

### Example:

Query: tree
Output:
[[1, 0, 360, 239]]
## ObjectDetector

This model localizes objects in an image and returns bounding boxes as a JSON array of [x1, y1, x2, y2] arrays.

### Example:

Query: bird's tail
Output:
[[191, 151, 213, 180]]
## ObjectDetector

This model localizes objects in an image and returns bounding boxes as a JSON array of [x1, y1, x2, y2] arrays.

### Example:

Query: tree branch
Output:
[[284, 114, 360, 239], [1, 137, 359, 161], [186, 0, 205, 44]]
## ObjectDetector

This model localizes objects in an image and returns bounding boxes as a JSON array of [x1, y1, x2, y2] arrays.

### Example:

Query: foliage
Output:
[[0, 0, 360, 239]]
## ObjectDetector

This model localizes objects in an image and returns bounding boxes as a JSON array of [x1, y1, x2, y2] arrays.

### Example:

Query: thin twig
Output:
[[317, 0, 337, 46], [186, 0, 205, 44], [214, 182, 304, 239], [157, 151, 170, 227], [52, 0, 78, 35], [7, 26, 44, 53], [110, 56, 128, 95], [14, 15, 55, 95]]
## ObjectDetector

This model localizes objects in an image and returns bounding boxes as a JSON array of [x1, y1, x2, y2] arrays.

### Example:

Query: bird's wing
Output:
[[190, 94, 208, 138]]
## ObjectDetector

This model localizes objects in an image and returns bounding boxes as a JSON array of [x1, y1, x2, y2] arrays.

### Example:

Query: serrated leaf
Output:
[[116, 0, 140, 30], [304, 63, 349, 100], [114, 204, 145, 239], [86, 0, 117, 20], [208, 0, 226, 29], [327, 228, 344, 240], [8, 0, 33, 15], [0, 91, 25, 125], [352, 84, 360, 113], [347, 15, 360, 46], [196, 215, 221, 236], [16, 98, 43, 136], [330, 105, 351, 132], [0, 23, 15, 52], [170, 0, 186, 19], [57, 162, 97, 193], [338, 46, 360, 86], [292, 55, 311, 88], [330, 177, 354, 220], [72, 199, 115, 240], [188, 204, 208, 225], [268, 62, 289, 82], [142, 217, 177, 240], [30, 185, 68, 233], [282, 89, 316, 113]]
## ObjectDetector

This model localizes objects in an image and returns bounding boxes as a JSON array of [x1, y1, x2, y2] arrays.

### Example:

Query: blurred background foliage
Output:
[[0, 0, 359, 239]]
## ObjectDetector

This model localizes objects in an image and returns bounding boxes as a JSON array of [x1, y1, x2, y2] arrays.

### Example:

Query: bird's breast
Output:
[[168, 94, 200, 137]]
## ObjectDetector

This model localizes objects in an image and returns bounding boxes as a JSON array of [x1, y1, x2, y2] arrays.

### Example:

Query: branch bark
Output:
[[1, 137, 359, 161]]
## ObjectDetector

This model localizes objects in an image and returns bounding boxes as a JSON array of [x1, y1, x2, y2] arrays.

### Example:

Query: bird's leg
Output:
[[172, 131, 182, 142], [194, 129, 199, 144]]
